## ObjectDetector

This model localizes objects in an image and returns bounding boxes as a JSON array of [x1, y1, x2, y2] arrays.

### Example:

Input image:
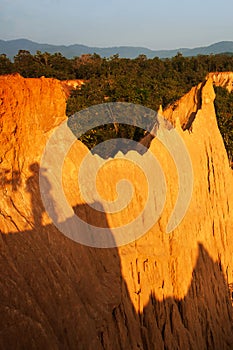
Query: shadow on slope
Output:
[[0, 163, 232, 349]]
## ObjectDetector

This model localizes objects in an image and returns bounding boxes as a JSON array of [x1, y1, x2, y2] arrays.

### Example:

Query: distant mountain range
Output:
[[1, 39, 233, 59]]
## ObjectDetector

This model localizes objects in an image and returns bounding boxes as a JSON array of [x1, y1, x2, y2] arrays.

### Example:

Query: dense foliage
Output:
[[0, 51, 233, 164], [214, 87, 233, 165]]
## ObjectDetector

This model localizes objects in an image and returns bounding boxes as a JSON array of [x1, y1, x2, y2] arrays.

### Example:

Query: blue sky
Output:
[[0, 0, 233, 49]]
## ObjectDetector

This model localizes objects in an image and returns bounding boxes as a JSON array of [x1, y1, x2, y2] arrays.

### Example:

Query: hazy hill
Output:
[[1, 38, 233, 59]]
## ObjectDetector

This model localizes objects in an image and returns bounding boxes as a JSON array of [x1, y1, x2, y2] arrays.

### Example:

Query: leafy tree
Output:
[[0, 54, 14, 75], [214, 87, 233, 166], [14, 50, 42, 77], [48, 52, 75, 79]]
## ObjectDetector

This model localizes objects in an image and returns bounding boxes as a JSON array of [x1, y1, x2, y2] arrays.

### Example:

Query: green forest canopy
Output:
[[0, 50, 232, 165]]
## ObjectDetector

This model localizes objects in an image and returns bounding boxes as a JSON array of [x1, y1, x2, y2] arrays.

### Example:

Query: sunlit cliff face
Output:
[[207, 71, 233, 92], [0, 73, 232, 349]]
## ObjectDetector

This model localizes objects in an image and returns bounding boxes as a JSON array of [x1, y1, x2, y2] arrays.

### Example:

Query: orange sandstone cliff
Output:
[[207, 71, 233, 92], [0, 74, 233, 349]]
